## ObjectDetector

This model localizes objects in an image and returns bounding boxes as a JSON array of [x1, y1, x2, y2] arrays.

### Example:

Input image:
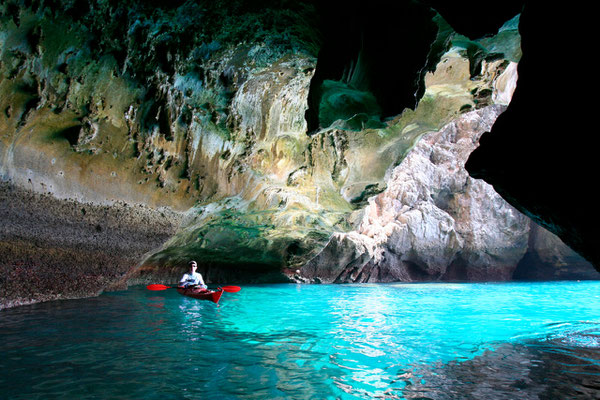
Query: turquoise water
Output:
[[1, 282, 600, 399]]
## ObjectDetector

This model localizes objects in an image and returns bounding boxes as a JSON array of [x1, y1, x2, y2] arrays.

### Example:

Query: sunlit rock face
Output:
[[297, 14, 597, 283], [300, 103, 597, 283], [301, 106, 531, 282], [141, 23, 531, 283], [0, 0, 596, 308]]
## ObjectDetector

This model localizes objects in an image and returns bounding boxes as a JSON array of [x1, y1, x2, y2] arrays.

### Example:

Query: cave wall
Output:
[[0, 0, 321, 209], [465, 3, 600, 270], [1, 0, 597, 308], [300, 104, 599, 284], [0, 0, 325, 307], [0, 180, 182, 308]]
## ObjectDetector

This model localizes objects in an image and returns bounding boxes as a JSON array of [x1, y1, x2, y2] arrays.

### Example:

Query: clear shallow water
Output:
[[1, 282, 600, 399]]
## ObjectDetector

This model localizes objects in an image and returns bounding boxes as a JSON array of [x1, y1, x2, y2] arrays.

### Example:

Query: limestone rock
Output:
[[300, 98, 597, 283], [0, 181, 182, 309], [300, 106, 530, 282]]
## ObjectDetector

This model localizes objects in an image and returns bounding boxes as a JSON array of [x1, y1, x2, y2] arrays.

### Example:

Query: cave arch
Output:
[[305, 0, 438, 133]]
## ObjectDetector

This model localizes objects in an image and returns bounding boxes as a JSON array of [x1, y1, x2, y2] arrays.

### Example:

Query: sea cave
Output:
[[1, 0, 599, 398]]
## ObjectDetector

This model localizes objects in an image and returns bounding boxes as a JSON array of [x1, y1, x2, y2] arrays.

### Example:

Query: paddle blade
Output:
[[221, 285, 241, 293], [146, 284, 171, 291]]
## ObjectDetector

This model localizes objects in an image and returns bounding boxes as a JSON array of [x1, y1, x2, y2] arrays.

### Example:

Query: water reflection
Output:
[[398, 324, 600, 399], [2, 283, 600, 399]]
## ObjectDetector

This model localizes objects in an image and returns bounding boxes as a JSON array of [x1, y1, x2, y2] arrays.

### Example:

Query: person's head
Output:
[[188, 260, 197, 273]]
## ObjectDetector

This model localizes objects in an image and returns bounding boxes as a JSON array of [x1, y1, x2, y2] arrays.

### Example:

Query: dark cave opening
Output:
[[305, 0, 439, 133]]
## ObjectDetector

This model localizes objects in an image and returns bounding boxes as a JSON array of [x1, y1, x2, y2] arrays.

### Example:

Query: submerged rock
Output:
[[400, 332, 600, 400]]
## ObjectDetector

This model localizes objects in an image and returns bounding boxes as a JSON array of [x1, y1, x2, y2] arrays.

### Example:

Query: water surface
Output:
[[1, 282, 600, 399]]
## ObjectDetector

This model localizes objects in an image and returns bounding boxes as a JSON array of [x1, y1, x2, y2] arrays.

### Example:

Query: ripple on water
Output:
[[0, 282, 599, 399]]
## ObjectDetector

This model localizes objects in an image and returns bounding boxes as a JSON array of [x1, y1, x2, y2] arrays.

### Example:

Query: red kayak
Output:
[[146, 284, 240, 304], [176, 287, 223, 304]]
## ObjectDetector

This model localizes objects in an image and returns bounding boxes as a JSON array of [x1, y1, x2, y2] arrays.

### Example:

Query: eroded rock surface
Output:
[[1, 1, 596, 308], [0, 181, 182, 309], [0, 0, 323, 305], [300, 105, 597, 283]]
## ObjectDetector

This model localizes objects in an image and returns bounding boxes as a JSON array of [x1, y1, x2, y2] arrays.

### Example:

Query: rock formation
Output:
[[301, 103, 597, 283], [513, 223, 600, 281], [1, 1, 597, 308], [301, 106, 525, 282], [0, 180, 182, 308], [1, 0, 324, 306]]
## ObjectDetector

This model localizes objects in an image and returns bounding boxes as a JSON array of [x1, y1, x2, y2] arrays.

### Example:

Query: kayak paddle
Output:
[[220, 285, 241, 293], [146, 284, 176, 291], [146, 284, 241, 292]]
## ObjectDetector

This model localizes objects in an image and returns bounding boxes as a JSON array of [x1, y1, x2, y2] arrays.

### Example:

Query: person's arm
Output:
[[179, 274, 189, 287], [197, 274, 206, 287]]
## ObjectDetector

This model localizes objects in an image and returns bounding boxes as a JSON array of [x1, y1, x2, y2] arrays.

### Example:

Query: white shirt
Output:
[[179, 271, 205, 287]]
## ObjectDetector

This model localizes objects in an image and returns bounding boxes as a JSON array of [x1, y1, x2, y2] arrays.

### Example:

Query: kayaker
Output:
[[178, 261, 207, 289]]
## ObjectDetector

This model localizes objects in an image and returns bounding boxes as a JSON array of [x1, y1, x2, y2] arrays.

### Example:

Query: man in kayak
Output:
[[178, 260, 207, 289]]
